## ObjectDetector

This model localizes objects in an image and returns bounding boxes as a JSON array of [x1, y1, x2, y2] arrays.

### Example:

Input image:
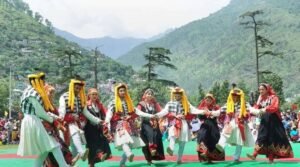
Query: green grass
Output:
[[0, 142, 299, 167]]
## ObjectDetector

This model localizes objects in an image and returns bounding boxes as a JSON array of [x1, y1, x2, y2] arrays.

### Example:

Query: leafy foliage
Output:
[[143, 47, 177, 87]]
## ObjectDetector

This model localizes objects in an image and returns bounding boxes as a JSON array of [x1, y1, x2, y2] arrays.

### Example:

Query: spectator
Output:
[[4, 118, 13, 144], [290, 125, 299, 142]]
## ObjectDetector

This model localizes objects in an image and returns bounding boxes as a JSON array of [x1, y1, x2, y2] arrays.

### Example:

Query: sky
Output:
[[23, 0, 231, 39]]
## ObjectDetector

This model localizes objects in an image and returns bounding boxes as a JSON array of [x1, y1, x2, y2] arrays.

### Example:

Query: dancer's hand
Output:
[[176, 114, 184, 119], [99, 120, 104, 124], [204, 110, 211, 116], [154, 115, 159, 119]]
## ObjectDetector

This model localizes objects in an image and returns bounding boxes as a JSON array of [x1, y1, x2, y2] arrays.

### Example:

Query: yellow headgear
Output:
[[68, 79, 86, 111], [171, 87, 190, 115], [114, 83, 134, 113], [226, 88, 247, 118], [27, 72, 54, 111]]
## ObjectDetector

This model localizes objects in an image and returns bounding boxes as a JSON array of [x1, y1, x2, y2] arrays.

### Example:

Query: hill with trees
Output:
[[118, 0, 300, 97], [0, 0, 135, 115]]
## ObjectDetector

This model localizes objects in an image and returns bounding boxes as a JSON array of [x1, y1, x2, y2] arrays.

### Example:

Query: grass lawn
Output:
[[1, 141, 299, 167]]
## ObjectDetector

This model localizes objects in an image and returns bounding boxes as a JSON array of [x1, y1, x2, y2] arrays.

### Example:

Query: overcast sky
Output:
[[23, 0, 231, 39]]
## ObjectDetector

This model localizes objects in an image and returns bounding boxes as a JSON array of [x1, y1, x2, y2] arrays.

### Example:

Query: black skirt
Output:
[[254, 112, 293, 158], [197, 118, 224, 161], [140, 121, 165, 161], [84, 121, 112, 164]]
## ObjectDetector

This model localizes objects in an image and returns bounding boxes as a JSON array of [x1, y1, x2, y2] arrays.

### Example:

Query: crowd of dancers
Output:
[[16, 72, 294, 167]]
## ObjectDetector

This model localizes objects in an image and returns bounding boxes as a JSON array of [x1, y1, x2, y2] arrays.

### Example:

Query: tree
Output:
[[45, 19, 53, 33], [197, 83, 206, 102], [209, 80, 231, 105], [240, 10, 282, 89], [34, 12, 43, 23], [237, 80, 250, 101], [0, 78, 9, 116], [143, 47, 177, 87], [129, 81, 170, 106], [210, 82, 221, 104], [56, 46, 82, 80]]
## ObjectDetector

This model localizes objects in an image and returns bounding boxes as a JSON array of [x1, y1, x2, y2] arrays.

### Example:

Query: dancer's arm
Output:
[[30, 97, 53, 123], [135, 108, 153, 118], [82, 107, 101, 124]]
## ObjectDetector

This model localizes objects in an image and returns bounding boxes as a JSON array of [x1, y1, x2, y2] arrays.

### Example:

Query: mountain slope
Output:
[[54, 28, 146, 59], [117, 0, 300, 96], [0, 0, 134, 87]]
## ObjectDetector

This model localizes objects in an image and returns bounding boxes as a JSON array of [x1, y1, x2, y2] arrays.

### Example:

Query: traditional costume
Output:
[[43, 84, 78, 167], [155, 87, 206, 164], [17, 73, 69, 167], [84, 88, 112, 167], [104, 83, 153, 167], [137, 88, 165, 165], [59, 79, 102, 161], [197, 94, 225, 162], [247, 83, 293, 163], [218, 88, 254, 162]]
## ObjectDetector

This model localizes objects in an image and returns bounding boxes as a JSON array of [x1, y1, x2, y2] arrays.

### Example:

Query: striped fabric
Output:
[[221, 102, 251, 113], [109, 99, 130, 116], [62, 92, 83, 113], [20, 86, 43, 115], [167, 101, 184, 115]]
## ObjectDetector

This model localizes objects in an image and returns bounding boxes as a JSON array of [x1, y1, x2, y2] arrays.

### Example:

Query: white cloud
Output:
[[23, 0, 230, 38]]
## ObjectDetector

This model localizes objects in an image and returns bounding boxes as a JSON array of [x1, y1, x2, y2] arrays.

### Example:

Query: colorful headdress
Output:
[[114, 83, 134, 113], [171, 87, 190, 115], [88, 88, 98, 96], [68, 79, 86, 111], [141, 88, 156, 102], [28, 72, 54, 111], [198, 93, 217, 110], [256, 83, 276, 105], [226, 88, 247, 118]]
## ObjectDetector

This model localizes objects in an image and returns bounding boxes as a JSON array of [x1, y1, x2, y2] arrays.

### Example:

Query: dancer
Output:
[[218, 87, 254, 162], [137, 88, 165, 165], [105, 83, 154, 167], [43, 84, 79, 167], [197, 93, 225, 163], [84, 88, 112, 167], [17, 72, 69, 167], [59, 79, 104, 162], [247, 83, 293, 163], [155, 87, 207, 164]]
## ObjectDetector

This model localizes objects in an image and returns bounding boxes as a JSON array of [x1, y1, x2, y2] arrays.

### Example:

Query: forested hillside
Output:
[[0, 0, 135, 114], [118, 0, 300, 97]]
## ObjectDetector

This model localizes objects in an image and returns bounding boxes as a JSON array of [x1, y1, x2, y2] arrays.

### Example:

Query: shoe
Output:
[[147, 161, 153, 166], [233, 159, 240, 163], [176, 160, 182, 164], [71, 153, 80, 166], [166, 147, 173, 156], [199, 153, 208, 161], [81, 149, 89, 161], [246, 153, 256, 160], [128, 154, 134, 162], [207, 160, 214, 164]]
